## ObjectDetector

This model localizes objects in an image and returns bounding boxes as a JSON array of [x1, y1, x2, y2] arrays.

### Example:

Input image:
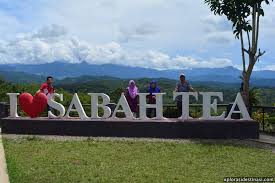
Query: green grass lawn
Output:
[[3, 137, 275, 183]]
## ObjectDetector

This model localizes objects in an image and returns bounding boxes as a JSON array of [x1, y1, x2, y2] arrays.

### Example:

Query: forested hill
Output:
[[0, 77, 241, 105], [0, 69, 274, 106], [0, 75, 274, 106]]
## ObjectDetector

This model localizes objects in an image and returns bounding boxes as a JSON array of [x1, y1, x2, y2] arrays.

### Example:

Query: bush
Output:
[[252, 110, 275, 132]]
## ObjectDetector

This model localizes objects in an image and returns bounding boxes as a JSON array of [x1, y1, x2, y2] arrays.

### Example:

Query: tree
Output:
[[249, 87, 260, 106], [204, 0, 273, 106]]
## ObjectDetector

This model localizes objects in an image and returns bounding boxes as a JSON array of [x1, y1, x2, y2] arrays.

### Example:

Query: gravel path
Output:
[[2, 133, 275, 153]]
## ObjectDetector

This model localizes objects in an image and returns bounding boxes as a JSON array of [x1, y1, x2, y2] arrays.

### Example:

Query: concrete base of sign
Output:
[[0, 117, 259, 139]]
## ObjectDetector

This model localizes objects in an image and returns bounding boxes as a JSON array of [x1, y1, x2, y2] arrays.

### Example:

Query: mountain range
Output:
[[0, 62, 274, 86]]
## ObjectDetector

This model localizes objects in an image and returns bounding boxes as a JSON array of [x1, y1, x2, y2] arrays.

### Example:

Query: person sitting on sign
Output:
[[124, 80, 139, 118], [37, 76, 55, 111], [175, 73, 194, 117], [147, 80, 161, 118]]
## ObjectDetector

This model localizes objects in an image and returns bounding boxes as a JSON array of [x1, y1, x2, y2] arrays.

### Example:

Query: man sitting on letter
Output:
[[37, 76, 55, 112]]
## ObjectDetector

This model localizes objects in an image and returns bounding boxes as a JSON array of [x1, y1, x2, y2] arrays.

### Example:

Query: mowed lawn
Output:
[[3, 137, 275, 183]]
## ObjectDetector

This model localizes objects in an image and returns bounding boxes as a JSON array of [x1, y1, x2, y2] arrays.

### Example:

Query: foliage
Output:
[[252, 110, 275, 132], [252, 110, 270, 123], [249, 87, 260, 106], [1, 77, 275, 106], [0, 77, 274, 130]]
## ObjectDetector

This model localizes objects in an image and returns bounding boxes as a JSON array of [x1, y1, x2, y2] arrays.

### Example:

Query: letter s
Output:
[[48, 93, 65, 118]]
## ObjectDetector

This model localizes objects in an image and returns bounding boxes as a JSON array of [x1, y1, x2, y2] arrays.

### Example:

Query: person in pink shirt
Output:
[[124, 80, 139, 117]]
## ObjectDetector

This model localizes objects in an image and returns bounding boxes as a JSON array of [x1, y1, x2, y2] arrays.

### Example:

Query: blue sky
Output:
[[0, 0, 274, 70]]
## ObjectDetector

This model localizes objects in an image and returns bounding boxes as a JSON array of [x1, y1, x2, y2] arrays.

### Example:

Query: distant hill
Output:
[[0, 70, 44, 83], [0, 61, 274, 86]]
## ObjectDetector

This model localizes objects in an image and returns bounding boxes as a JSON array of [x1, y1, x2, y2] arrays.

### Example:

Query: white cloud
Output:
[[37, 0, 213, 50], [201, 14, 235, 44], [202, 15, 230, 31], [258, 65, 275, 71], [206, 31, 234, 44], [0, 0, 274, 70], [119, 22, 159, 42], [173, 56, 232, 69], [0, 25, 233, 70]]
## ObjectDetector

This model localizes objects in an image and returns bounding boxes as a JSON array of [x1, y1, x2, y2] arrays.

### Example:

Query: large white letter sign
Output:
[[139, 93, 166, 120], [88, 93, 111, 119], [200, 92, 225, 120], [226, 92, 252, 120], [111, 94, 134, 119], [173, 92, 198, 120], [7, 93, 20, 117], [65, 93, 88, 119], [48, 93, 66, 118]]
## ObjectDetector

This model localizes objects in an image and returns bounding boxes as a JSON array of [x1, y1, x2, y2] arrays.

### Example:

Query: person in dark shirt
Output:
[[147, 80, 161, 118], [175, 74, 194, 117]]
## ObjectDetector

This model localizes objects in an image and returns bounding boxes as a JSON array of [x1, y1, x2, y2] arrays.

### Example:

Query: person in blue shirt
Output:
[[147, 80, 161, 118], [175, 73, 194, 117]]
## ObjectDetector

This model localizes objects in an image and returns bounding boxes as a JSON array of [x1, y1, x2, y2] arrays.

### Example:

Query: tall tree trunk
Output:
[[243, 53, 257, 107], [240, 31, 246, 72], [242, 74, 250, 106], [240, 29, 249, 106], [242, 5, 258, 107]]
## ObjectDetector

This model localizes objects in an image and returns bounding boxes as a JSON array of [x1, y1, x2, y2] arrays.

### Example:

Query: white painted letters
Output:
[[88, 93, 111, 119], [200, 92, 225, 120], [139, 93, 166, 120], [65, 93, 89, 119], [226, 93, 251, 120], [111, 93, 134, 119], [173, 92, 198, 120], [5, 92, 252, 121], [7, 93, 20, 118], [48, 93, 66, 118]]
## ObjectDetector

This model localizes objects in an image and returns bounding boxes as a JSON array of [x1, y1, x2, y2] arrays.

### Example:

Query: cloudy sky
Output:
[[0, 0, 274, 70]]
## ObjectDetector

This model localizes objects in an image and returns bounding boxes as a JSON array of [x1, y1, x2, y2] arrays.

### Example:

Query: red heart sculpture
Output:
[[19, 92, 48, 118]]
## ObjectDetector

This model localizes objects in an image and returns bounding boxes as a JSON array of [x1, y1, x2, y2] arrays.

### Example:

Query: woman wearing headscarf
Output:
[[124, 80, 139, 117], [147, 80, 161, 118]]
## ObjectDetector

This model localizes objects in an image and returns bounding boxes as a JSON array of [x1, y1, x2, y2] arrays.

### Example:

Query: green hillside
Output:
[[0, 68, 274, 106], [0, 71, 44, 83]]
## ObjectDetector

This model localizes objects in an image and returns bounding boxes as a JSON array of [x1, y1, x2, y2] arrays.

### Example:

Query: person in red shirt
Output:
[[37, 76, 55, 111], [38, 76, 55, 96]]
